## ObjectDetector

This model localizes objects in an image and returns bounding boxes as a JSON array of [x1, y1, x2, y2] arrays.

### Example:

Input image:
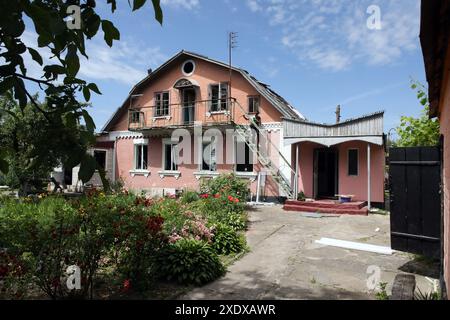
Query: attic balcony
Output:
[[128, 98, 236, 131]]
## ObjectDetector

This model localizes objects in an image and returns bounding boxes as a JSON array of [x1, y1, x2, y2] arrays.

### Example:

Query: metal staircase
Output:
[[231, 99, 296, 199]]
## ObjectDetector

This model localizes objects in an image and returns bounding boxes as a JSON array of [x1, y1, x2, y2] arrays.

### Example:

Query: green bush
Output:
[[212, 223, 246, 255], [155, 239, 225, 285], [0, 193, 166, 298], [200, 173, 250, 202], [180, 189, 199, 204]]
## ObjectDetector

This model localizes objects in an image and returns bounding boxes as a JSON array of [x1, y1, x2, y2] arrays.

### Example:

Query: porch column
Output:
[[295, 144, 299, 196], [367, 143, 371, 211]]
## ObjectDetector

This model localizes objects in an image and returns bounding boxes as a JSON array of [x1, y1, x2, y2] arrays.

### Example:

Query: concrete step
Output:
[[285, 200, 367, 210], [283, 203, 368, 216]]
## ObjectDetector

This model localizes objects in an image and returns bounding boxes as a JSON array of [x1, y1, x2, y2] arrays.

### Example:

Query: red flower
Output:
[[214, 194, 220, 198], [123, 279, 131, 292], [228, 195, 234, 202], [234, 198, 240, 203], [200, 194, 209, 199]]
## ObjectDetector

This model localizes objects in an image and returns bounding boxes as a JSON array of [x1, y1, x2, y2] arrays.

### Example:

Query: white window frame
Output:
[[208, 82, 229, 113], [154, 91, 170, 117], [159, 139, 181, 179], [347, 148, 359, 176], [248, 95, 260, 114], [130, 139, 150, 177], [182, 59, 196, 77], [200, 141, 217, 172]]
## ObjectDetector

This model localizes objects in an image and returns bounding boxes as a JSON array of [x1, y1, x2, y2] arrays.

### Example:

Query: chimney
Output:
[[147, 68, 152, 75], [335, 105, 341, 124]]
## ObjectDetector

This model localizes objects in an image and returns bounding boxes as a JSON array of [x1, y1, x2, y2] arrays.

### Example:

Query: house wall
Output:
[[293, 140, 385, 203], [105, 55, 289, 199], [109, 57, 283, 132], [438, 44, 450, 296], [114, 132, 283, 198]]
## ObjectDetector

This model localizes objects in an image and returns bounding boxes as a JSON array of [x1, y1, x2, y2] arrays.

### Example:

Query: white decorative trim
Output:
[[129, 170, 151, 178], [182, 59, 196, 77], [158, 171, 181, 179], [193, 171, 220, 180], [152, 115, 171, 121], [133, 138, 148, 145], [235, 172, 258, 182], [260, 122, 283, 132]]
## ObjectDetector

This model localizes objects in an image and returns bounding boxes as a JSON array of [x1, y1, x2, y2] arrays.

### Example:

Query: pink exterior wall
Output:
[[108, 55, 286, 198], [114, 133, 282, 197], [293, 141, 385, 203], [110, 57, 282, 132], [439, 44, 450, 296]]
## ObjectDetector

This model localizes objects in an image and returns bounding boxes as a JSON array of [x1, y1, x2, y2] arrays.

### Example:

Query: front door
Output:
[[182, 89, 196, 125], [314, 149, 338, 199]]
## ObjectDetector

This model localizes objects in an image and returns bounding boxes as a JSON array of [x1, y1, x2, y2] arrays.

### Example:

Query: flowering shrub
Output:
[[200, 173, 250, 203], [0, 173, 250, 298], [155, 239, 225, 285]]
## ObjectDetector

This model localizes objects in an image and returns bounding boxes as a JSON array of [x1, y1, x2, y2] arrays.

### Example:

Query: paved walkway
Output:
[[182, 206, 437, 300]]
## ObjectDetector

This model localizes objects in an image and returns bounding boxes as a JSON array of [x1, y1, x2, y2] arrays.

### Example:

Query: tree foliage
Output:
[[0, 0, 163, 183], [394, 80, 440, 147], [0, 92, 96, 194]]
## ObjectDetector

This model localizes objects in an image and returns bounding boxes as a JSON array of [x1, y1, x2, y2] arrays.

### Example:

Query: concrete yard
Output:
[[182, 205, 438, 300]]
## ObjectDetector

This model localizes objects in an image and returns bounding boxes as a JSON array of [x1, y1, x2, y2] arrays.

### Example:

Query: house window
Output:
[[94, 150, 106, 170], [182, 60, 195, 76], [348, 149, 358, 176], [135, 144, 148, 170], [163, 142, 178, 171], [235, 141, 253, 172], [155, 92, 170, 117], [202, 142, 217, 172], [248, 96, 260, 114], [130, 111, 141, 124], [209, 83, 229, 112]]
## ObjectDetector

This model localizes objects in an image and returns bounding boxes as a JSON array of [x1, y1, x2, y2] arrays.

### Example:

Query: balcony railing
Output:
[[128, 99, 236, 131]]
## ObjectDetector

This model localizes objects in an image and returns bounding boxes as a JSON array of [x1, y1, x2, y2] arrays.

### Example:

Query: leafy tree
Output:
[[0, 91, 97, 195], [0, 0, 163, 183], [394, 81, 440, 147]]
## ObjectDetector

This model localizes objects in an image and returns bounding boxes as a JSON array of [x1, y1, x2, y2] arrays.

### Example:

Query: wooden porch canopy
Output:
[[283, 111, 384, 210], [283, 111, 384, 146]]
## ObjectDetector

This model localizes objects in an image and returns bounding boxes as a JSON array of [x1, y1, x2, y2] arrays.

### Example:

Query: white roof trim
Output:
[[284, 136, 383, 147]]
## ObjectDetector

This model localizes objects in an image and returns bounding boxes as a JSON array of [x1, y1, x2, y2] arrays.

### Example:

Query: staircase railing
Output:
[[231, 98, 296, 199]]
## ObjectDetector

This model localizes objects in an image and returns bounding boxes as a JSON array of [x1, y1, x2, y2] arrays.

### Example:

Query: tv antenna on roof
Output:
[[228, 32, 238, 99]]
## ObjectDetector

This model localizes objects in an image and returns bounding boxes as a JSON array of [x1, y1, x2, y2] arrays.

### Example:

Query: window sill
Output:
[[129, 170, 150, 178], [193, 171, 220, 180], [235, 171, 258, 182], [158, 170, 181, 180]]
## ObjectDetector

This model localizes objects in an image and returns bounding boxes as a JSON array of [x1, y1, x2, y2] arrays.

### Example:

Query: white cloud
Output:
[[161, 0, 200, 10], [18, 31, 167, 86], [247, 0, 421, 71], [246, 0, 262, 12]]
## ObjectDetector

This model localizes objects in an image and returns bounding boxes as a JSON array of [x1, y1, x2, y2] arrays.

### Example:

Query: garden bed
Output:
[[0, 174, 250, 300]]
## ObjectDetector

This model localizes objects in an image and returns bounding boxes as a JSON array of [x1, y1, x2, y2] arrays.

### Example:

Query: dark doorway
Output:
[[64, 168, 72, 186], [314, 149, 338, 199], [182, 88, 196, 125]]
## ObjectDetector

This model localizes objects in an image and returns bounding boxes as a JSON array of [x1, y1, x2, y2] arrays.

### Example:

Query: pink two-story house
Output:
[[83, 50, 385, 206]]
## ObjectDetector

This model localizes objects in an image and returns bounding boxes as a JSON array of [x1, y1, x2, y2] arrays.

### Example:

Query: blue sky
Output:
[[23, 0, 426, 134]]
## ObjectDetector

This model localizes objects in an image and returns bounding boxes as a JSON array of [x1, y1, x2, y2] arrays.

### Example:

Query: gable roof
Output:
[[102, 50, 304, 132]]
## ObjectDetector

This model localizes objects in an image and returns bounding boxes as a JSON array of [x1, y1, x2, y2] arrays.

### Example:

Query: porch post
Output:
[[295, 144, 299, 197], [367, 143, 371, 211]]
